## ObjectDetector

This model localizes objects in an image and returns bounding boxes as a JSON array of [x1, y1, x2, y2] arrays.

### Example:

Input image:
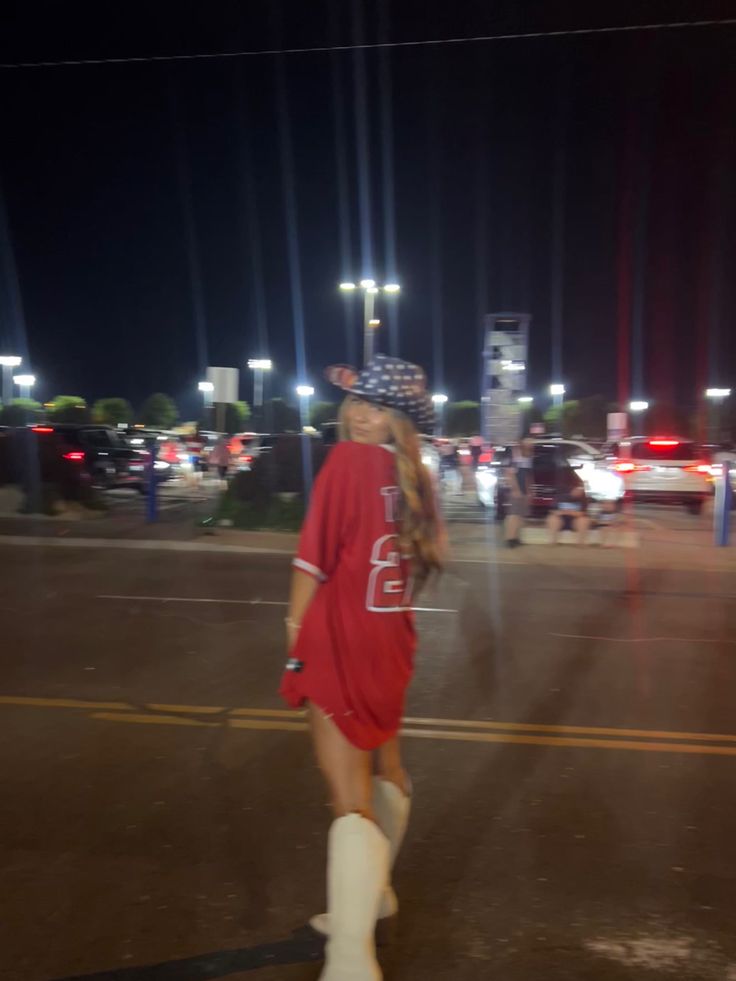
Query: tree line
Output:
[[2, 392, 729, 440]]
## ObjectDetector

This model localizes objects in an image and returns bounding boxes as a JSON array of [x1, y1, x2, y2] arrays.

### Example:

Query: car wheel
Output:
[[685, 499, 703, 516]]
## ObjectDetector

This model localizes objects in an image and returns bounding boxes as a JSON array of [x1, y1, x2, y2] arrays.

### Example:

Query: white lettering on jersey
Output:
[[380, 485, 400, 523], [366, 486, 411, 612]]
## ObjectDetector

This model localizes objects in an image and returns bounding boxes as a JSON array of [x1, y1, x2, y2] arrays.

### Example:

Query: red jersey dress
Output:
[[279, 441, 416, 750]]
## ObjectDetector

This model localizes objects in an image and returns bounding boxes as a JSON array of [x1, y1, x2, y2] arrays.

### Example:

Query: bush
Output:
[[216, 493, 305, 532], [139, 393, 178, 429], [216, 435, 332, 529], [228, 469, 271, 507], [93, 398, 133, 427], [49, 396, 90, 423], [254, 436, 331, 495], [445, 401, 480, 437], [310, 401, 339, 428], [0, 399, 42, 426]]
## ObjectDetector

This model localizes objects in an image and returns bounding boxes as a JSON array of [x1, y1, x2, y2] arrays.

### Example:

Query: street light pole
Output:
[[296, 385, 315, 498], [14, 373, 35, 402], [363, 288, 378, 364], [705, 388, 731, 444], [248, 359, 273, 430], [628, 400, 649, 435], [550, 383, 565, 409], [0, 356, 22, 405], [517, 395, 533, 435], [432, 393, 448, 437], [340, 279, 401, 366], [198, 381, 214, 425]]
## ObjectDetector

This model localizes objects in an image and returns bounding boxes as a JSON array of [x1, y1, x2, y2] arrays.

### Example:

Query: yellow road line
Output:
[[5, 694, 736, 750], [91, 712, 218, 728], [230, 707, 308, 719], [400, 727, 736, 756], [88, 710, 736, 756], [0, 695, 134, 712], [230, 718, 309, 733], [402, 715, 736, 744], [146, 703, 227, 715]]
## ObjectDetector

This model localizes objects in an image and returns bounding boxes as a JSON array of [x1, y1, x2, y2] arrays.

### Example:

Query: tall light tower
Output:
[[248, 359, 273, 414], [296, 384, 315, 498], [14, 373, 36, 401], [432, 393, 448, 437], [550, 383, 566, 409], [0, 356, 22, 405], [339, 280, 401, 365]]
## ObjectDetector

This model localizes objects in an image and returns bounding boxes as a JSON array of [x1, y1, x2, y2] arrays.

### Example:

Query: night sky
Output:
[[1, 1, 735, 419]]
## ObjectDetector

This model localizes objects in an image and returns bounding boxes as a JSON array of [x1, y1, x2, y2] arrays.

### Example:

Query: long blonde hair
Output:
[[339, 400, 444, 587]]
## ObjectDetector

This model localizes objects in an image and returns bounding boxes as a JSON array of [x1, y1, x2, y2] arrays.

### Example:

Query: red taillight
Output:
[[649, 439, 679, 448], [32, 426, 54, 433], [685, 463, 716, 476], [479, 452, 492, 464], [63, 451, 85, 462], [244, 455, 253, 464]]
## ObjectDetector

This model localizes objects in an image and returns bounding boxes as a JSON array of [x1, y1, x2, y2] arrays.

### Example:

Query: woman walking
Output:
[[280, 354, 444, 981]]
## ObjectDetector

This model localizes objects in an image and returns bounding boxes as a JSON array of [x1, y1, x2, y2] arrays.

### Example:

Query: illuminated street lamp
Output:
[[432, 393, 448, 437], [550, 383, 565, 408], [339, 279, 401, 366], [0, 355, 22, 405], [705, 388, 731, 443], [629, 400, 649, 413], [198, 380, 214, 411], [14, 373, 36, 401], [247, 358, 273, 412]]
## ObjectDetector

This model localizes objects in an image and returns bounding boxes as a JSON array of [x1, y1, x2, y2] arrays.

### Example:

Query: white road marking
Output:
[[98, 594, 458, 613]]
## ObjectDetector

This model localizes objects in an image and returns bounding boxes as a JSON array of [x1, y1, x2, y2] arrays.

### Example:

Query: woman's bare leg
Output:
[[375, 737, 410, 795], [309, 704, 374, 819]]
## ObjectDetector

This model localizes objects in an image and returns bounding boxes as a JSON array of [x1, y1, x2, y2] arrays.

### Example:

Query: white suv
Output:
[[609, 437, 712, 514]]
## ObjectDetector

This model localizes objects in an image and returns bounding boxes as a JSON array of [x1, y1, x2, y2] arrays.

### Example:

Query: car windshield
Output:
[[632, 441, 696, 461]]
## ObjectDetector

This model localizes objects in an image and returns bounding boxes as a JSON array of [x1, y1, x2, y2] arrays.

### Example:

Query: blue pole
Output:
[[714, 460, 732, 547], [300, 396, 313, 502], [146, 442, 159, 523]]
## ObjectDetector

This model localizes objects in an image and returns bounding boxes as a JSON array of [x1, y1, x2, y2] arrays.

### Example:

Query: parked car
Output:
[[230, 432, 263, 471], [607, 436, 713, 514], [476, 439, 625, 517], [31, 424, 163, 491], [120, 428, 189, 477]]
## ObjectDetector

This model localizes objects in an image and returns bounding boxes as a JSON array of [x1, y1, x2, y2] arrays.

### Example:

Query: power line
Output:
[[1, 18, 735, 70]]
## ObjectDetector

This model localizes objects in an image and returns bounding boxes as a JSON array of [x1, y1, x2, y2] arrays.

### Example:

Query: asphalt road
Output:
[[1, 539, 736, 981]]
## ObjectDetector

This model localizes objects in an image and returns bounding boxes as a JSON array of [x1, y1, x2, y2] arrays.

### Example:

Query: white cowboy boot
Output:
[[311, 777, 411, 936], [318, 813, 389, 981]]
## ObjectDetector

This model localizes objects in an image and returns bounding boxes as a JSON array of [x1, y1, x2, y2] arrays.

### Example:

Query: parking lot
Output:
[[1, 484, 735, 980]]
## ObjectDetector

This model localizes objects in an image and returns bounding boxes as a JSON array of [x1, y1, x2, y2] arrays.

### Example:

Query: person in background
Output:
[[469, 434, 483, 471], [504, 438, 533, 548], [591, 499, 620, 547], [547, 473, 591, 545], [208, 436, 231, 483], [438, 438, 461, 494]]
